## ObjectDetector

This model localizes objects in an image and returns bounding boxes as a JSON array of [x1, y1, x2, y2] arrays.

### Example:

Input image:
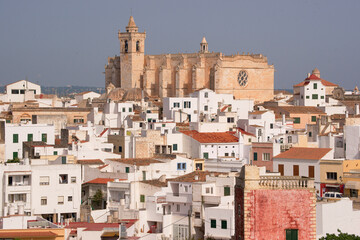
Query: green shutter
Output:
[[61, 156, 66, 164], [211, 219, 216, 228], [254, 152, 258, 161], [173, 144, 178, 151], [13, 152, 18, 160], [140, 195, 145, 202], [54, 151, 58, 155], [286, 229, 298, 240], [221, 220, 227, 229], [125, 167, 130, 173], [42, 133, 47, 142], [293, 118, 300, 124], [203, 152, 209, 159], [311, 116, 316, 122], [224, 187, 230, 196], [27, 134, 33, 142], [314, 83, 317, 89], [13, 134, 18, 143], [312, 94, 318, 99]]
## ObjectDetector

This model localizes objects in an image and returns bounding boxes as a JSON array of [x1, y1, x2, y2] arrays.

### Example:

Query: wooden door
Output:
[[293, 165, 299, 176], [278, 164, 284, 176], [308, 166, 315, 178]]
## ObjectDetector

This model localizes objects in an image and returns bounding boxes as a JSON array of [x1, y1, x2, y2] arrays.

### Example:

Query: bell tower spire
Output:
[[118, 16, 146, 89], [200, 36, 209, 53]]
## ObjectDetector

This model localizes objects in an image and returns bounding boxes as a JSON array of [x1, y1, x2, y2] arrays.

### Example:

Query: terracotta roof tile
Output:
[[84, 178, 116, 184], [237, 128, 256, 137], [170, 171, 225, 183], [77, 159, 103, 164], [274, 147, 332, 160], [180, 130, 238, 143], [276, 106, 325, 114], [249, 110, 267, 115], [294, 74, 338, 87], [141, 179, 169, 187], [0, 231, 58, 237]]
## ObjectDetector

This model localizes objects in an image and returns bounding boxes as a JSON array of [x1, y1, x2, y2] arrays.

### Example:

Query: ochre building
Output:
[[105, 16, 275, 103]]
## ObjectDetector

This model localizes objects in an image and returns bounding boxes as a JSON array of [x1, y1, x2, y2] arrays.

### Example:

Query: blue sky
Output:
[[0, 0, 359, 89]]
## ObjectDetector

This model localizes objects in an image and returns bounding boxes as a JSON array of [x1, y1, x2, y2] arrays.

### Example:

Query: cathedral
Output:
[[105, 16, 274, 102]]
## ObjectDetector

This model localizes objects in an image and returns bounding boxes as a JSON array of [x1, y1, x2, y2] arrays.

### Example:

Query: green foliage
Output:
[[7, 158, 20, 163], [91, 189, 103, 209], [319, 229, 360, 240]]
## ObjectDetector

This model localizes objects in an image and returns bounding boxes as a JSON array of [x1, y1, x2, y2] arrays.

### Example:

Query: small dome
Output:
[[312, 68, 320, 77]]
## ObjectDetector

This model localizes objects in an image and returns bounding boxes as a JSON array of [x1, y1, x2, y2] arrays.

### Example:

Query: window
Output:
[[221, 220, 227, 229], [13, 134, 18, 143], [40, 176, 49, 185], [321, 96, 325, 99], [270, 123, 273, 129], [204, 105, 208, 111], [27, 133, 33, 142], [184, 101, 191, 108], [140, 195, 145, 203], [58, 196, 64, 205], [142, 171, 146, 181], [42, 133, 47, 142], [288, 136, 292, 143], [203, 152, 209, 159], [311, 116, 316, 122], [312, 94, 318, 99], [327, 172, 337, 180], [177, 162, 186, 170], [224, 186, 231, 196], [225, 153, 229, 157], [124, 40, 128, 53], [253, 152, 258, 161], [125, 167, 130, 173], [54, 151, 58, 155], [293, 165, 299, 176], [227, 117, 234, 123], [68, 196, 73, 202], [122, 107, 126, 112], [136, 41, 140, 52], [313, 83, 317, 89], [13, 152, 18, 160], [173, 144, 178, 151], [173, 102, 180, 108], [293, 118, 300, 124], [211, 219, 216, 228], [262, 153, 270, 161], [196, 163, 203, 170], [119, 146, 123, 152], [176, 204, 180, 212], [184, 186, 188, 192], [61, 156, 66, 164], [195, 212, 201, 218], [309, 132, 312, 137], [59, 174, 68, 184], [71, 177, 76, 183], [73, 118, 84, 124], [306, 96, 310, 99], [204, 92, 208, 98], [286, 229, 298, 240], [41, 197, 47, 205]]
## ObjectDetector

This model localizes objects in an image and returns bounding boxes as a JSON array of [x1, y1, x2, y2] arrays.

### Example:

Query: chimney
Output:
[[158, 175, 167, 183], [194, 175, 199, 180], [282, 114, 286, 125], [345, 111, 349, 118], [356, 104, 359, 115], [307, 73, 311, 78]]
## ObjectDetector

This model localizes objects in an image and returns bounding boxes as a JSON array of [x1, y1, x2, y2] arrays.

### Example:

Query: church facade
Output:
[[105, 16, 274, 102]]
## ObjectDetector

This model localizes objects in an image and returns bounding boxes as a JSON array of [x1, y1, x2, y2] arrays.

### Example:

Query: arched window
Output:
[[203, 45, 205, 51], [124, 40, 128, 53], [136, 41, 140, 52]]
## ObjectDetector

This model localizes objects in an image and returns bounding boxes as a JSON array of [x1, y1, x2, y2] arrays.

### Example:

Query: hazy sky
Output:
[[0, 0, 359, 90]]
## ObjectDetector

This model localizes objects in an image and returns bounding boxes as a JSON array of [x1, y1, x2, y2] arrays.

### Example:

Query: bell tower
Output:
[[118, 16, 146, 89], [200, 36, 209, 53]]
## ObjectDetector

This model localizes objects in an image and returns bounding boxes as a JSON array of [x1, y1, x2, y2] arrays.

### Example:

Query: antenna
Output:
[[131, 8, 133, 16]]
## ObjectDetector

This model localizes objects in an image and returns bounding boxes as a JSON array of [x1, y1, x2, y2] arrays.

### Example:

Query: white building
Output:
[[273, 147, 333, 191], [1, 122, 55, 161], [345, 125, 360, 160], [74, 91, 101, 104], [0, 80, 41, 103], [0, 161, 81, 222]]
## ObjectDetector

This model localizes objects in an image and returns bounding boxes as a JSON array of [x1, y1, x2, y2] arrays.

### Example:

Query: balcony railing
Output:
[[258, 176, 313, 189]]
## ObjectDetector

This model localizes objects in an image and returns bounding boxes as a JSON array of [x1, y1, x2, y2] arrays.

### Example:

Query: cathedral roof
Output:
[[107, 88, 126, 101], [122, 88, 149, 102]]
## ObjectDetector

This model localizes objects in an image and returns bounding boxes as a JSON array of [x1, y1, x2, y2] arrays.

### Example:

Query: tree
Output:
[[319, 229, 360, 240], [91, 189, 103, 209]]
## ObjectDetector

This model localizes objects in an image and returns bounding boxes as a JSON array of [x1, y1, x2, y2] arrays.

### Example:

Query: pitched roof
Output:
[[237, 128, 256, 137], [274, 147, 332, 160], [180, 130, 238, 143], [141, 179, 168, 187], [293, 74, 338, 87], [106, 158, 163, 166], [170, 171, 225, 183], [77, 159, 104, 164], [84, 178, 116, 184], [249, 110, 267, 115], [277, 106, 325, 114]]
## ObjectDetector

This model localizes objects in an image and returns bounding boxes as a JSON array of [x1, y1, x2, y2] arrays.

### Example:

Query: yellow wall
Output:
[[0, 228, 64, 240], [320, 160, 343, 183]]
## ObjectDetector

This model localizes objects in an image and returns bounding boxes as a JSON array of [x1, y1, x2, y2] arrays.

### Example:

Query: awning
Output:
[[345, 181, 360, 190]]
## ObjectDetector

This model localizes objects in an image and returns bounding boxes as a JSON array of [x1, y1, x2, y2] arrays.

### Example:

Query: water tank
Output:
[[3, 206, 8, 216], [120, 199, 125, 206], [8, 204, 15, 216], [18, 204, 24, 215]]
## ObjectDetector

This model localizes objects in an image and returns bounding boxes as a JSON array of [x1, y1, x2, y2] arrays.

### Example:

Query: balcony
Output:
[[202, 195, 221, 205], [166, 193, 192, 203]]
